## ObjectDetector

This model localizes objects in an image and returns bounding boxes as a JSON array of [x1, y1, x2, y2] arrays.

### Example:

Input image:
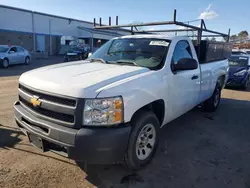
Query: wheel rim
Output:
[[3, 60, 8, 67], [26, 57, 30, 64], [136, 124, 156, 160], [214, 88, 220, 107]]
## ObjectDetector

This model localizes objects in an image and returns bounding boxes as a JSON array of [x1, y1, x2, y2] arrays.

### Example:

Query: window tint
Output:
[[9, 47, 17, 52], [228, 56, 248, 67], [172, 41, 193, 64], [17, 47, 24, 52]]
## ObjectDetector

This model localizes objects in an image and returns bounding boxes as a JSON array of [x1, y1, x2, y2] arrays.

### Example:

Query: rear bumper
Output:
[[14, 101, 131, 164]]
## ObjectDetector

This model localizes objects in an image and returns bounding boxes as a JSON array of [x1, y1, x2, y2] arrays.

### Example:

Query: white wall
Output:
[[0, 7, 32, 32], [33, 14, 92, 37], [0, 6, 130, 39]]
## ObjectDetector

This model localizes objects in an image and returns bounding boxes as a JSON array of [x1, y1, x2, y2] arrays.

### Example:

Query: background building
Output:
[[0, 5, 130, 55]]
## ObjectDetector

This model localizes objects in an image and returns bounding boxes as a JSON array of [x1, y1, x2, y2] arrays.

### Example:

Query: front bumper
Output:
[[14, 101, 131, 164], [226, 76, 247, 87]]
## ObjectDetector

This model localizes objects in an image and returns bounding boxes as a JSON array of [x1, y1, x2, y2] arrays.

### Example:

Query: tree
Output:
[[238, 30, 249, 41], [230, 34, 238, 41], [238, 30, 248, 37], [211, 37, 216, 41]]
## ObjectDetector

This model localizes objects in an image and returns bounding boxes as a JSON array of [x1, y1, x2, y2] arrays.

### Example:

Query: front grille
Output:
[[19, 96, 75, 123], [18, 84, 77, 125], [19, 84, 76, 107]]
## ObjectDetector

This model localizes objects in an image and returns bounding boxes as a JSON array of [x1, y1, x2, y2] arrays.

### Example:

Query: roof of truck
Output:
[[115, 34, 176, 40]]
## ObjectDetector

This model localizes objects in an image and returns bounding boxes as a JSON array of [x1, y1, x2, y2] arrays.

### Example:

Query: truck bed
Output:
[[199, 58, 228, 103], [194, 40, 232, 64]]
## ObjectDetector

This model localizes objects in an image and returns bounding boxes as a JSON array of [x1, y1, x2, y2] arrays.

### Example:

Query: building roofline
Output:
[[77, 27, 123, 37], [0, 4, 130, 33], [0, 4, 93, 24]]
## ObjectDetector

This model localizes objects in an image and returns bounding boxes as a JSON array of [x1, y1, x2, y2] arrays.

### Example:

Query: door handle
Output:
[[191, 75, 199, 80]]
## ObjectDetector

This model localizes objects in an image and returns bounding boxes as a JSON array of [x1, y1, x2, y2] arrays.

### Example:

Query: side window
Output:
[[17, 47, 24, 52], [9, 47, 17, 53], [90, 40, 112, 59], [172, 41, 193, 64]]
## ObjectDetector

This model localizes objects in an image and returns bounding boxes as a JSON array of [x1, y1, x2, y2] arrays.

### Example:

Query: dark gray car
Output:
[[0, 45, 31, 68]]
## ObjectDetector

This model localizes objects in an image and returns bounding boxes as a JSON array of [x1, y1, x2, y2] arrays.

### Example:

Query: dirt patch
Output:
[[1, 61, 250, 187]]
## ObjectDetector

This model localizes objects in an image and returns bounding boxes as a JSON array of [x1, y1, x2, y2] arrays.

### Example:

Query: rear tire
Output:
[[203, 83, 221, 112], [25, 56, 30, 65], [124, 110, 160, 170], [1, 58, 9, 68]]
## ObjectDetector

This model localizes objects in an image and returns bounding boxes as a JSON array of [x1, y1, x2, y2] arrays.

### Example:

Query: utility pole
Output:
[[49, 19, 52, 55], [32, 12, 36, 52]]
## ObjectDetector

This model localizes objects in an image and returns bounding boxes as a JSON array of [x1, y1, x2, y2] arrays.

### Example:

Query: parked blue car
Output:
[[226, 55, 250, 89]]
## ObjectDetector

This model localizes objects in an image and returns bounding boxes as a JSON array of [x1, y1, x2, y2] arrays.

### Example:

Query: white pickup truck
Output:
[[14, 34, 230, 170]]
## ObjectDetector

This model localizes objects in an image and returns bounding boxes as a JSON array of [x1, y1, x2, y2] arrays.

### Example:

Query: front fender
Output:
[[96, 71, 167, 123], [242, 73, 250, 84]]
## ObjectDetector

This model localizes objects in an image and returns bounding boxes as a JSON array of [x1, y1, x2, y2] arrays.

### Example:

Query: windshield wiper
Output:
[[89, 58, 108, 64], [88, 58, 139, 67], [115, 60, 139, 67]]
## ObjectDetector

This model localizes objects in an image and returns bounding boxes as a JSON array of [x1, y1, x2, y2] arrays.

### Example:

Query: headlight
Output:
[[234, 70, 247, 76], [83, 97, 123, 126]]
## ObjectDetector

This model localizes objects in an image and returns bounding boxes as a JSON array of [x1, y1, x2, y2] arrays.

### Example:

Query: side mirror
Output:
[[9, 51, 15, 54], [88, 53, 92, 58], [172, 58, 198, 71]]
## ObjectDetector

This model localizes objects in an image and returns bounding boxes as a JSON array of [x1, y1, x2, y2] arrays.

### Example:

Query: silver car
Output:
[[0, 45, 31, 68]]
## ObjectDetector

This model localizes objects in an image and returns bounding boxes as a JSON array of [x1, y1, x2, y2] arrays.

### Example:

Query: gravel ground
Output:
[[1, 58, 250, 188]]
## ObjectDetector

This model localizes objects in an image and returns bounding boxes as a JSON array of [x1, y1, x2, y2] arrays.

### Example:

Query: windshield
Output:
[[229, 57, 248, 67], [69, 46, 83, 52], [89, 38, 170, 70], [0, 46, 9, 53]]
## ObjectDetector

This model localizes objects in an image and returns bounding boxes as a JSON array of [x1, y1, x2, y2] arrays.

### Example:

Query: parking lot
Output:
[[1, 58, 250, 188]]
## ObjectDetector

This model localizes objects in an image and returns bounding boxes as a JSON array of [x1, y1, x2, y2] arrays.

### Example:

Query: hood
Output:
[[0, 52, 7, 57], [19, 61, 149, 98]]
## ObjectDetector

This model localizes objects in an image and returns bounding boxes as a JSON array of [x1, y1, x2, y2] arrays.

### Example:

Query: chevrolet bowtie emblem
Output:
[[30, 96, 41, 107]]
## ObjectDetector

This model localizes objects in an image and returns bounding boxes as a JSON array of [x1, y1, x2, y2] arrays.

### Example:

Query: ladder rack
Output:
[[93, 9, 230, 44]]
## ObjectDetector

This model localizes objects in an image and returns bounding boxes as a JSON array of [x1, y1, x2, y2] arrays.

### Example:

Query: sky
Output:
[[0, 0, 249, 35]]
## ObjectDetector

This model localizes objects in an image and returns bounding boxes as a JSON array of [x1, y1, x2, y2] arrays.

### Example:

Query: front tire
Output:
[[2, 58, 9, 68], [124, 110, 160, 170], [203, 83, 221, 112], [242, 77, 249, 90]]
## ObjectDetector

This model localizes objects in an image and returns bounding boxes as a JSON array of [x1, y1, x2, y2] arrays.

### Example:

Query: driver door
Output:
[[169, 40, 200, 119], [8, 47, 18, 64]]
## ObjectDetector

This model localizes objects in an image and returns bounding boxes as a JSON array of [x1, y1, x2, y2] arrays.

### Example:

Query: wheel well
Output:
[[4, 57, 9, 62], [131, 100, 165, 126], [218, 75, 225, 88]]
